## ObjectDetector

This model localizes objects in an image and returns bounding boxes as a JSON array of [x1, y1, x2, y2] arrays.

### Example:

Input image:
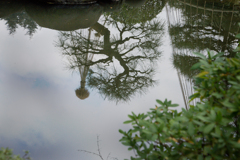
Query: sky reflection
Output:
[[0, 3, 185, 160]]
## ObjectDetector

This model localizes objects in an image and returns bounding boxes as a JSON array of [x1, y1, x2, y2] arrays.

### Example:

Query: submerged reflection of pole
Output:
[[166, 1, 197, 109], [75, 29, 94, 100], [166, 2, 195, 110]]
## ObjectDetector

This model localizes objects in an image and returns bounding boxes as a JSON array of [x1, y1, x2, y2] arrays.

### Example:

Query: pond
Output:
[[0, 0, 239, 159]]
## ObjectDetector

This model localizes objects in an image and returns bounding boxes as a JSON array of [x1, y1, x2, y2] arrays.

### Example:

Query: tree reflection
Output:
[[106, 0, 166, 24], [167, 0, 240, 79], [0, 0, 166, 37], [2, 11, 38, 36], [1, 0, 166, 102], [56, 6, 165, 102], [168, 0, 239, 56], [0, 0, 38, 36], [172, 54, 200, 79], [166, 0, 240, 108]]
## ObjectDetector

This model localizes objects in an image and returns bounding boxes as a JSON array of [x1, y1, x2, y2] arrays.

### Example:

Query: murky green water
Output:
[[0, 0, 239, 159]]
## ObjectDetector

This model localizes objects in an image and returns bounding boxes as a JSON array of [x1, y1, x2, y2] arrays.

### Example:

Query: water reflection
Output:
[[1, 0, 166, 103], [53, 0, 165, 102], [1, 0, 240, 159], [0, 0, 148, 35], [1, 0, 239, 105], [0, 0, 24, 18], [56, 8, 165, 102], [0, 1, 38, 36], [168, 0, 239, 56], [25, 3, 104, 31], [166, 0, 240, 108]]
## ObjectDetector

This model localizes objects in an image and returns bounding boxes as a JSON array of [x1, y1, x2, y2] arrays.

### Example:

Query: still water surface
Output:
[[0, 0, 239, 159]]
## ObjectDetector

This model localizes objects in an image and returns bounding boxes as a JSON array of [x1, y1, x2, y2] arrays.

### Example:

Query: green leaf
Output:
[[212, 93, 223, 98], [191, 62, 201, 70], [119, 129, 125, 134], [132, 112, 137, 118], [216, 111, 222, 123], [138, 120, 150, 127], [215, 126, 221, 137], [149, 123, 157, 133], [124, 120, 133, 124], [199, 59, 210, 67], [193, 120, 204, 126], [158, 123, 164, 132], [169, 103, 179, 107], [210, 110, 216, 121], [229, 141, 240, 148], [156, 118, 164, 124], [222, 100, 235, 108], [197, 155, 203, 160], [233, 47, 240, 52], [188, 122, 195, 136], [193, 52, 206, 59], [197, 116, 210, 122], [151, 134, 158, 141], [142, 129, 152, 135], [175, 116, 188, 122], [204, 123, 215, 134], [156, 99, 163, 105], [189, 93, 200, 102], [128, 115, 134, 120], [121, 141, 130, 146], [196, 71, 209, 77], [212, 52, 225, 59], [163, 99, 168, 105], [204, 146, 211, 155], [221, 100, 238, 112], [207, 50, 215, 59], [205, 156, 212, 160], [236, 33, 240, 39]]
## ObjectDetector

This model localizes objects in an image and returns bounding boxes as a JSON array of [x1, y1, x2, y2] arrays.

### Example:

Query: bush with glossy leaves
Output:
[[119, 34, 240, 160]]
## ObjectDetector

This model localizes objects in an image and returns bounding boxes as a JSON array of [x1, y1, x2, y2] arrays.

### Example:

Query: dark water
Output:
[[0, 0, 239, 159]]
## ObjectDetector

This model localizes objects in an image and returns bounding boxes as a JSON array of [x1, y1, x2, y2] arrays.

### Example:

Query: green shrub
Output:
[[119, 36, 240, 159], [0, 147, 31, 160]]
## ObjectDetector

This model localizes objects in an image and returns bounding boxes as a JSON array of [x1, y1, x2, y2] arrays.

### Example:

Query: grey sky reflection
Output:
[[0, 7, 184, 160]]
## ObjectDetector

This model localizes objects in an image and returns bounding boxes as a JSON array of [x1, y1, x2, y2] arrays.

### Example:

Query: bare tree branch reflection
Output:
[[56, 15, 164, 102]]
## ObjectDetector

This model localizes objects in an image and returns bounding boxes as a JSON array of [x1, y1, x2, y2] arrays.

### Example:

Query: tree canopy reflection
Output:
[[167, 0, 240, 78], [166, 0, 240, 108], [0, 0, 165, 36], [105, 0, 166, 24], [56, 2, 165, 102], [168, 0, 239, 56], [0, 0, 38, 36]]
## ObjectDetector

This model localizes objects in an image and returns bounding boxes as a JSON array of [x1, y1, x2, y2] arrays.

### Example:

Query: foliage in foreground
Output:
[[119, 39, 240, 159], [0, 147, 31, 160]]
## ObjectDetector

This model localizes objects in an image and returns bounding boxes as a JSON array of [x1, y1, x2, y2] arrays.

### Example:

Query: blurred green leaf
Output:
[[191, 62, 201, 70], [170, 103, 179, 107], [187, 122, 195, 136], [193, 52, 206, 59], [124, 120, 133, 124], [204, 123, 215, 134], [156, 99, 163, 105], [235, 33, 240, 39]]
